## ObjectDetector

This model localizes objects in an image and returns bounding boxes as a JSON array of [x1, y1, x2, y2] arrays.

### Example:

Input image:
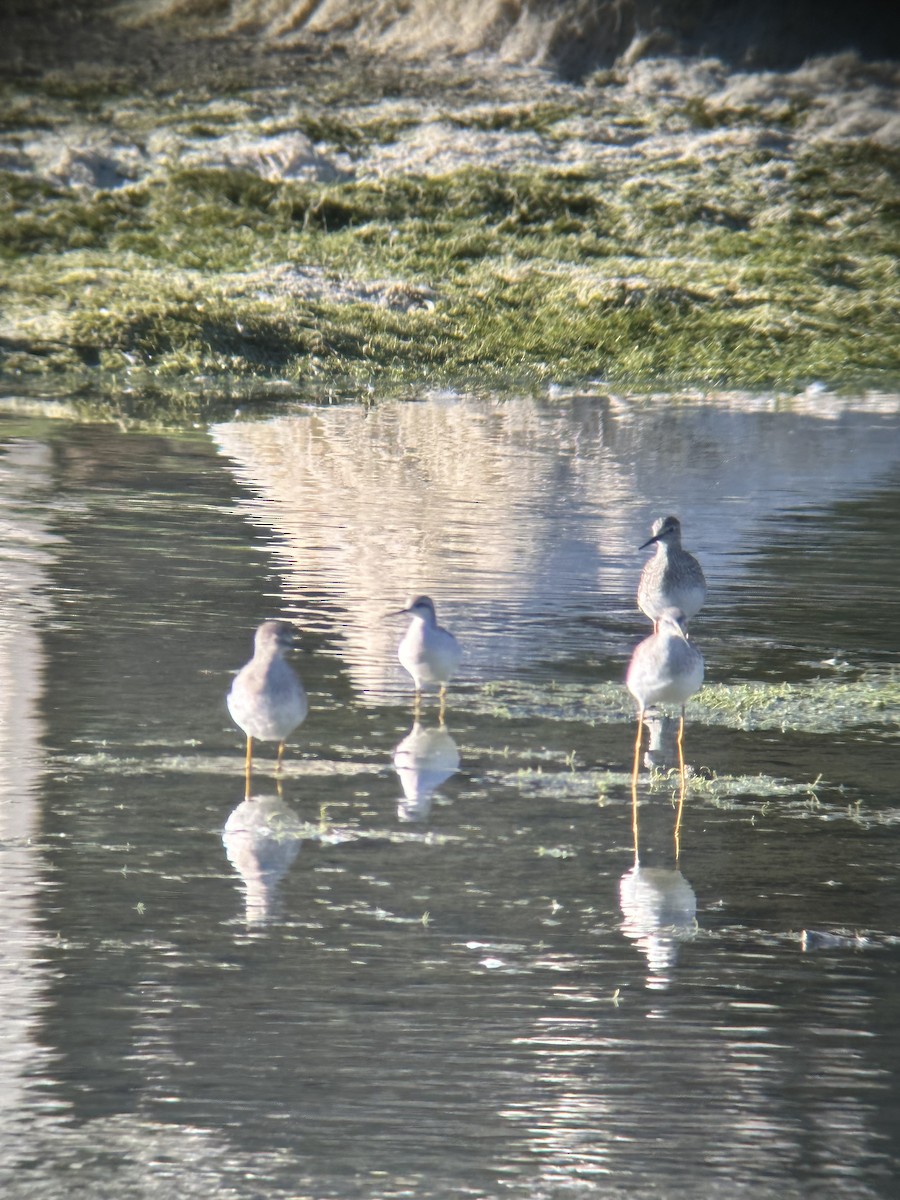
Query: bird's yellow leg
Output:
[[631, 710, 644, 857], [274, 741, 288, 797], [244, 736, 253, 799], [674, 781, 685, 863], [438, 685, 447, 725], [631, 709, 644, 787], [631, 775, 640, 859], [413, 689, 422, 721], [674, 713, 687, 862]]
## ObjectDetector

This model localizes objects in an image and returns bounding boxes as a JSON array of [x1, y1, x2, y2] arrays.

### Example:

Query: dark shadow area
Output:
[[1, 0, 899, 88]]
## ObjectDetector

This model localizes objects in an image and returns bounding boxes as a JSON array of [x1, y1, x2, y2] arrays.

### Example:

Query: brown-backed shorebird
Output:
[[227, 620, 308, 796], [626, 606, 704, 788], [637, 515, 706, 624]]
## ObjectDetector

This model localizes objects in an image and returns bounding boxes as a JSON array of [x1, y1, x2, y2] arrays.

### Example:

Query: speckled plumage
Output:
[[637, 515, 706, 624]]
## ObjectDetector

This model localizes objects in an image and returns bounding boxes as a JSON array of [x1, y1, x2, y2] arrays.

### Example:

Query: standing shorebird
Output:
[[227, 620, 308, 796], [637, 515, 706, 624], [626, 607, 704, 788], [397, 595, 461, 717]]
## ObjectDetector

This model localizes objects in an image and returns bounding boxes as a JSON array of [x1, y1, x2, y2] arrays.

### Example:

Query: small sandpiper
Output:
[[397, 595, 461, 716], [637, 515, 706, 625], [227, 620, 308, 795], [626, 607, 704, 786]]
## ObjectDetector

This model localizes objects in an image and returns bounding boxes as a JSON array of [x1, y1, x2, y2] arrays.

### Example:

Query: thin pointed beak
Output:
[[639, 534, 660, 550]]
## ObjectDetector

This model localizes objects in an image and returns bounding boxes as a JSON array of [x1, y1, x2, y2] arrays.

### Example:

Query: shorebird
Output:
[[626, 607, 704, 787], [227, 620, 308, 795], [637, 515, 706, 624], [397, 595, 461, 716]]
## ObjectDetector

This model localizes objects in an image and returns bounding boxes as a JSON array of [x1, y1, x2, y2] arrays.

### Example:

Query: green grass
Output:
[[2, 134, 898, 421]]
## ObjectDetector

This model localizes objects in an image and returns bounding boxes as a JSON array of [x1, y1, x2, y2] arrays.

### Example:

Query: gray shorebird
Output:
[[637, 515, 706, 624], [397, 595, 461, 716], [626, 607, 704, 787], [227, 621, 308, 795]]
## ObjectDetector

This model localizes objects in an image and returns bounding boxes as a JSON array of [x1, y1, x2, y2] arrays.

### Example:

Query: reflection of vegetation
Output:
[[508, 763, 831, 814], [470, 672, 900, 734], [508, 760, 893, 825]]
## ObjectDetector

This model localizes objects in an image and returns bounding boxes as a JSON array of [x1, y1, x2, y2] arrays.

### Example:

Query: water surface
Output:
[[0, 391, 898, 1199]]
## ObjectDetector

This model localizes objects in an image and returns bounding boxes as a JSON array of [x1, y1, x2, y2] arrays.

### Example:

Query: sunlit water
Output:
[[0, 391, 898, 1200]]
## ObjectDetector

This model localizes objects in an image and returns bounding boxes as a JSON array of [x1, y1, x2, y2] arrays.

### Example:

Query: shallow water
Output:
[[0, 391, 898, 1199]]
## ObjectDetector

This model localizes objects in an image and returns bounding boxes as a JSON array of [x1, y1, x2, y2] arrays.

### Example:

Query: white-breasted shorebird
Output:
[[227, 620, 308, 795], [397, 595, 461, 716], [626, 606, 704, 787]]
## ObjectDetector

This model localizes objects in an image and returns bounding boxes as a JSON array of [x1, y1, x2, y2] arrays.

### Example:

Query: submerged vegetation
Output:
[[473, 672, 900, 734], [1, 43, 899, 419]]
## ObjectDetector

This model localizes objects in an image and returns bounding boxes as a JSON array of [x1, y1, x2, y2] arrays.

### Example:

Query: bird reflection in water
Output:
[[642, 712, 691, 774], [222, 792, 304, 924], [620, 772, 698, 989], [391, 720, 460, 822]]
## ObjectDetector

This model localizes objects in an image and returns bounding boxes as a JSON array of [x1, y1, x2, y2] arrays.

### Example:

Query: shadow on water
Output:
[[0, 392, 898, 1198]]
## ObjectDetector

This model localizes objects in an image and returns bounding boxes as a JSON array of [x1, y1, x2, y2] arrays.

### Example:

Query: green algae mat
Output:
[[1, 47, 898, 420]]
